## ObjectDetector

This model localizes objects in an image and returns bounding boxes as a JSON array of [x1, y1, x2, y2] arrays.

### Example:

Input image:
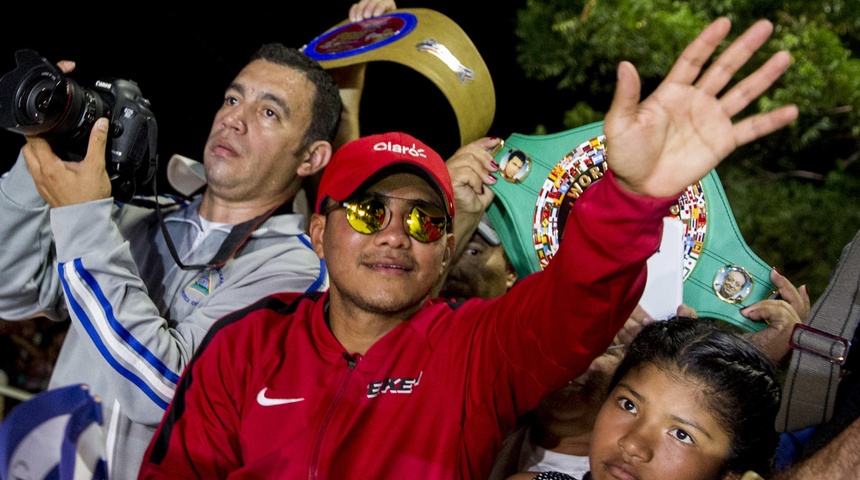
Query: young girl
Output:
[[588, 316, 782, 480], [515, 317, 782, 480]]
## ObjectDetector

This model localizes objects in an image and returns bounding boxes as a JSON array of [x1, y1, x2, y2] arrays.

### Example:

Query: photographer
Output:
[[0, 1, 396, 478]]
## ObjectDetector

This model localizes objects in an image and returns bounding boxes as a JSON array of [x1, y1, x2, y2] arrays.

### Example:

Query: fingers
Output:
[[694, 19, 774, 97], [663, 17, 732, 87], [447, 137, 502, 181], [31, 118, 111, 207], [604, 16, 797, 200], [692, 19, 797, 144], [676, 303, 699, 318], [22, 137, 67, 207], [730, 103, 799, 147], [743, 298, 803, 363], [83, 117, 110, 167], [742, 298, 803, 330], [448, 140, 499, 210], [768, 267, 811, 321], [720, 50, 792, 119], [56, 60, 76, 74], [604, 61, 642, 139], [349, 0, 396, 22], [614, 305, 652, 346]]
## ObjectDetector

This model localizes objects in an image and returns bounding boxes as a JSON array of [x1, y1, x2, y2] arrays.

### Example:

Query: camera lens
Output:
[[0, 50, 110, 161], [1, 49, 158, 200], [18, 75, 69, 128], [24, 76, 109, 161]]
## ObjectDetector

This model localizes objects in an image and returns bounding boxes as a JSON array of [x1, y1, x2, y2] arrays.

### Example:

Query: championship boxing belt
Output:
[[301, 8, 495, 146], [487, 121, 776, 332]]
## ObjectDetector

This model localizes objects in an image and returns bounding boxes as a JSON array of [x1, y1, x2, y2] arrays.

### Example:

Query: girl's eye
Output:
[[264, 109, 276, 118], [617, 396, 637, 414], [669, 428, 695, 445]]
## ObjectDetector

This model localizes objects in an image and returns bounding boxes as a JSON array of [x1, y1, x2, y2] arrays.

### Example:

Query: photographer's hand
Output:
[[21, 117, 112, 207], [56, 60, 75, 74]]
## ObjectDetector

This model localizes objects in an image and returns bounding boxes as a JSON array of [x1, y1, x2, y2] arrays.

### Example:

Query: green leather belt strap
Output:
[[487, 121, 775, 332], [487, 122, 606, 277]]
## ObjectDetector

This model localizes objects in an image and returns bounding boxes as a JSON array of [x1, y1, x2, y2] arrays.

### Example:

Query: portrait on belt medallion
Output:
[[713, 265, 753, 303], [498, 149, 530, 182]]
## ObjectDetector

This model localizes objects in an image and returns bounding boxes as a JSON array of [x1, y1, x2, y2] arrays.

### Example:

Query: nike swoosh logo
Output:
[[256, 388, 305, 406]]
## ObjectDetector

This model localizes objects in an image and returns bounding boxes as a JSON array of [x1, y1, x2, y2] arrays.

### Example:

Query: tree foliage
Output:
[[515, 0, 860, 299]]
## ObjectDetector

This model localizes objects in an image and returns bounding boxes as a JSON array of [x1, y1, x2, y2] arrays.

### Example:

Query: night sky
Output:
[[0, 1, 571, 181]]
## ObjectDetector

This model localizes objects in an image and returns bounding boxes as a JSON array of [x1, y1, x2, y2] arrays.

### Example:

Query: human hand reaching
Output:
[[349, 0, 396, 22], [614, 304, 653, 346], [445, 137, 501, 257], [604, 17, 798, 199], [447, 137, 501, 218], [331, 1, 399, 149], [742, 268, 809, 363]]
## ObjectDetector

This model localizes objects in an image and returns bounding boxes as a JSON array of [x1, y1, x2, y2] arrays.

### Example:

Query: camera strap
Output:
[[154, 189, 293, 271], [775, 228, 860, 432]]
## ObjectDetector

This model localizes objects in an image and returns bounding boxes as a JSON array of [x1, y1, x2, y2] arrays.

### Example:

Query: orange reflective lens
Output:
[[341, 194, 449, 243]]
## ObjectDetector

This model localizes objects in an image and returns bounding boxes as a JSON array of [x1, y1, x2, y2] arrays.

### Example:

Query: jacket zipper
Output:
[[308, 352, 358, 479]]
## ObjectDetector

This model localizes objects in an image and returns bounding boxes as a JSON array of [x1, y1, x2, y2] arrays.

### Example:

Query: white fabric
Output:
[[518, 429, 590, 480], [166, 154, 206, 196]]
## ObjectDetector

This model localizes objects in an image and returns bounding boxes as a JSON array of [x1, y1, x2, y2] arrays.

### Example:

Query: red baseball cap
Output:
[[315, 132, 455, 217]]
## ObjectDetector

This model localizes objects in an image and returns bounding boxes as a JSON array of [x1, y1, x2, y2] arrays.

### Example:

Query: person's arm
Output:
[[0, 151, 66, 321], [0, 59, 88, 322], [468, 16, 797, 419], [769, 415, 860, 479], [23, 115, 326, 432], [331, 0, 398, 150], [300, 0, 397, 209]]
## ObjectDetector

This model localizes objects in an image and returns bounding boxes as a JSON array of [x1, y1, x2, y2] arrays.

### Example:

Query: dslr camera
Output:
[[0, 49, 157, 201]]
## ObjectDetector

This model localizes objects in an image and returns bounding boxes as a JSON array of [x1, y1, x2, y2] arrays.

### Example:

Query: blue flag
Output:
[[0, 384, 107, 480]]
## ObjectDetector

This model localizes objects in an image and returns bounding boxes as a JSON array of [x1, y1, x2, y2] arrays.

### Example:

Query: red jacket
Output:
[[139, 171, 672, 479]]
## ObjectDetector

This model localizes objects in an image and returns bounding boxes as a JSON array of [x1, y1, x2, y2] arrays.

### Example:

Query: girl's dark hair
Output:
[[249, 43, 342, 151], [610, 316, 781, 476]]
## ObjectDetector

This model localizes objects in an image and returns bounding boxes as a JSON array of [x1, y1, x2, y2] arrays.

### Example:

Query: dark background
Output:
[[0, 1, 572, 187]]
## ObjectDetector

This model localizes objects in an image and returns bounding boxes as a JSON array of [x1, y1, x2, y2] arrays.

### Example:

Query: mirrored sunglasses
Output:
[[335, 193, 450, 243]]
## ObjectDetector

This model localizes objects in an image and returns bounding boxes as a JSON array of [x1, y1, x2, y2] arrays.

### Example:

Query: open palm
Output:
[[604, 18, 798, 199]]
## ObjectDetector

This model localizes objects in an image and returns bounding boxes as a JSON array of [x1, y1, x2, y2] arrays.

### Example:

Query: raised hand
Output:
[[604, 17, 798, 199], [445, 137, 501, 259], [447, 137, 501, 218], [349, 0, 397, 22]]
